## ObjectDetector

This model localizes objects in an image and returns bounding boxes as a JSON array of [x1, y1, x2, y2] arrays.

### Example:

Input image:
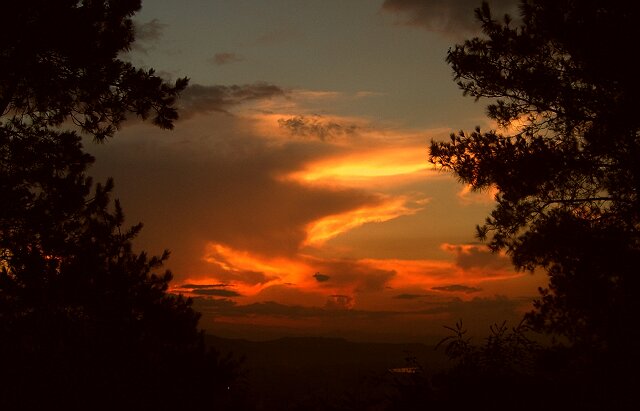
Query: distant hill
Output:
[[206, 335, 449, 410]]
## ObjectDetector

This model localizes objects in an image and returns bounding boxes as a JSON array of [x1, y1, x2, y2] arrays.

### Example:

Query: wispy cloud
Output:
[[287, 147, 437, 188], [432, 284, 482, 293], [210, 52, 245, 65], [382, 0, 519, 37], [175, 283, 243, 297], [89, 81, 534, 344], [177, 283, 232, 289], [441, 243, 512, 272], [278, 115, 358, 141], [304, 195, 423, 246], [393, 293, 431, 300], [178, 83, 286, 118], [192, 288, 242, 297], [197, 243, 399, 298]]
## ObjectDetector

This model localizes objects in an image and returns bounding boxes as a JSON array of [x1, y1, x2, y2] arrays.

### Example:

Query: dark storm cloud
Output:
[[325, 295, 354, 310], [313, 272, 331, 282], [442, 244, 512, 272], [175, 283, 242, 297], [432, 284, 482, 293], [226, 270, 275, 285], [178, 83, 286, 118], [313, 260, 396, 292], [393, 293, 430, 299], [210, 52, 244, 65], [177, 283, 232, 289], [192, 288, 242, 297], [382, 0, 519, 36], [278, 115, 358, 141]]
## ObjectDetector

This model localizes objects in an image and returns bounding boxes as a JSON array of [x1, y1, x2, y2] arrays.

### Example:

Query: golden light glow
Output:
[[182, 240, 527, 307], [203, 243, 312, 294], [457, 184, 499, 204], [495, 113, 535, 135], [365, 256, 523, 293], [304, 196, 422, 246], [287, 147, 437, 187], [167, 100, 532, 315]]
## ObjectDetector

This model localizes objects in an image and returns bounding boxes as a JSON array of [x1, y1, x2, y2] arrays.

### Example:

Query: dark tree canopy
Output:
[[0, 122, 238, 409], [0, 2, 238, 409], [0, 0, 187, 140], [430, 0, 640, 352]]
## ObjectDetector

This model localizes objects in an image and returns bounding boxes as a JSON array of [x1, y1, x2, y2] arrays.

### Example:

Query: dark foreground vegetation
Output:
[[207, 335, 446, 411], [1, 0, 638, 410], [0, 1, 235, 410], [427, 0, 640, 408], [207, 322, 633, 411]]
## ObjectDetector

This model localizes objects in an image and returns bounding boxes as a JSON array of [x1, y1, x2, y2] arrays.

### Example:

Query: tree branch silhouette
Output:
[[429, 0, 639, 408], [1, 2, 239, 410]]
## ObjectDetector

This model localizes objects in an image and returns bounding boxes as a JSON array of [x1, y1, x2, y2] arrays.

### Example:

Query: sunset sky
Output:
[[87, 0, 545, 343]]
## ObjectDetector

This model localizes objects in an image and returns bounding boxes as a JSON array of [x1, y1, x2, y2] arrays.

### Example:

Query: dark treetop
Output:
[[430, 0, 640, 353], [0, 0, 187, 141], [1, 2, 238, 410]]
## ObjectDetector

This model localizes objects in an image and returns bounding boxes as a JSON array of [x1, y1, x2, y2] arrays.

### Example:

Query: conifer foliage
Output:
[[430, 0, 640, 352], [1, 2, 236, 409]]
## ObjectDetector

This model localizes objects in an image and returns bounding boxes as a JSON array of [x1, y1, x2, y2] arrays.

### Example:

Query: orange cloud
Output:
[[193, 243, 398, 301], [286, 146, 438, 188], [365, 253, 522, 296], [177, 240, 526, 308], [457, 184, 498, 205], [200, 243, 312, 296], [238, 91, 449, 148], [304, 196, 422, 246], [440, 243, 512, 272]]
